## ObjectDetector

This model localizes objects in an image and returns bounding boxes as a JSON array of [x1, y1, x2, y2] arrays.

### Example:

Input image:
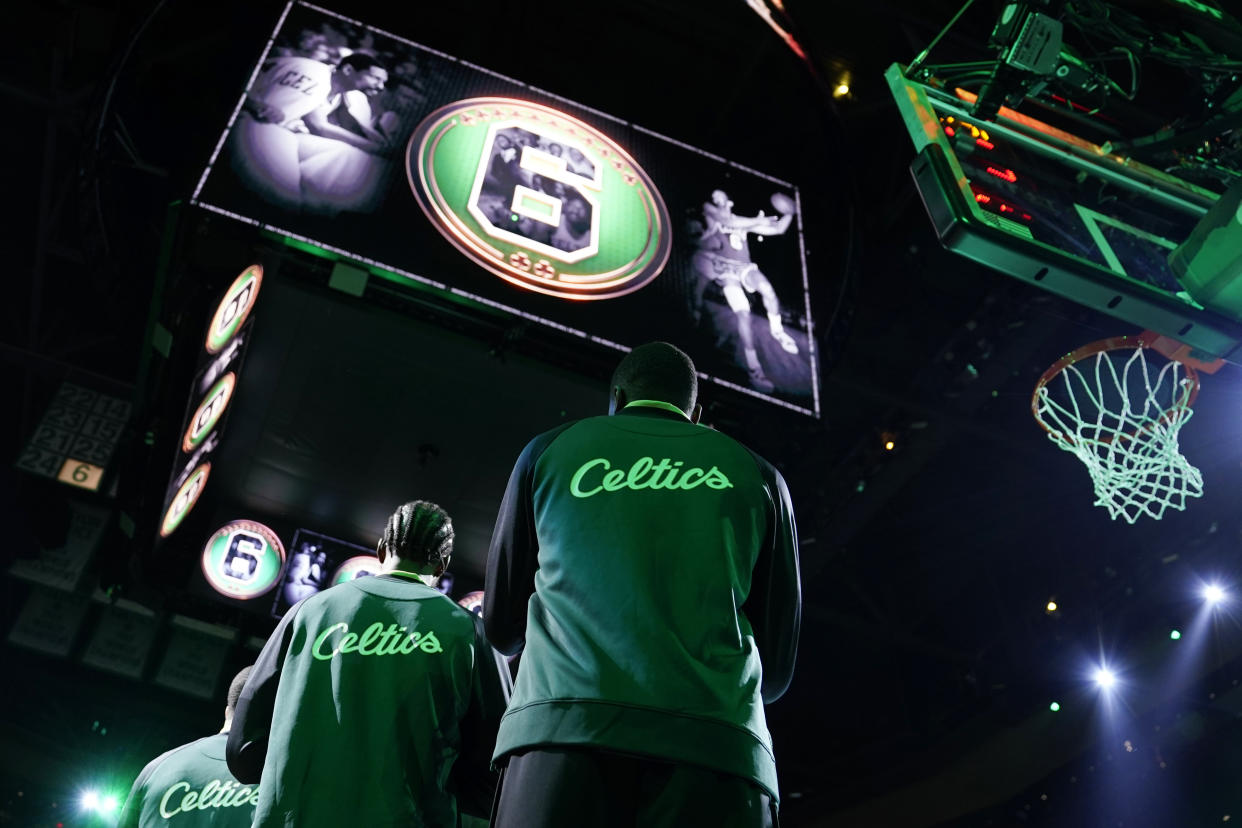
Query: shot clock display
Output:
[[192, 2, 820, 415], [885, 64, 1242, 361]]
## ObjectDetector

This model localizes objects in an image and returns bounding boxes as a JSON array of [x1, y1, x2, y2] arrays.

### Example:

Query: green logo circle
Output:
[[201, 520, 286, 599], [407, 97, 671, 300], [206, 265, 262, 354], [331, 555, 383, 585], [183, 372, 235, 453], [161, 463, 210, 537]]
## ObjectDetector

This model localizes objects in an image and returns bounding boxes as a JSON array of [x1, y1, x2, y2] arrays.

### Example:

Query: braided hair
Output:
[[378, 501, 454, 572]]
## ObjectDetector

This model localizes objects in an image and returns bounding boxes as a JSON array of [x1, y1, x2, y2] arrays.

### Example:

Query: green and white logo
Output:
[[206, 265, 262, 354], [569, 456, 734, 498], [201, 520, 285, 599], [331, 555, 383, 585], [183, 372, 235, 453], [407, 97, 671, 301], [161, 463, 210, 537]]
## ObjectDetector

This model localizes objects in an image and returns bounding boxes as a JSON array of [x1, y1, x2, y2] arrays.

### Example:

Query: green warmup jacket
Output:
[[227, 572, 504, 828], [484, 402, 801, 802], [118, 733, 257, 828]]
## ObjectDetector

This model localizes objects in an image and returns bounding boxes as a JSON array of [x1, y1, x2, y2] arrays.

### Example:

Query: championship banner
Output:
[[153, 616, 237, 699], [192, 2, 819, 416], [80, 600, 159, 679], [9, 501, 110, 592], [8, 587, 91, 658]]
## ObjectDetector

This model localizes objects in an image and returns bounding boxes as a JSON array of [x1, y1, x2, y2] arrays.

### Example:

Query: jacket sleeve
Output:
[[484, 433, 550, 656], [226, 601, 302, 783], [449, 613, 509, 816], [742, 458, 802, 703], [117, 745, 178, 828]]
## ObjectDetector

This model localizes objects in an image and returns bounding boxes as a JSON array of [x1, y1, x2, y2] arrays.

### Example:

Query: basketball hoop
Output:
[[1031, 331, 1223, 523]]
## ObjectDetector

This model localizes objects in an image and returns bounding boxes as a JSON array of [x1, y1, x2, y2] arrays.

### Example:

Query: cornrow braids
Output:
[[379, 501, 454, 571]]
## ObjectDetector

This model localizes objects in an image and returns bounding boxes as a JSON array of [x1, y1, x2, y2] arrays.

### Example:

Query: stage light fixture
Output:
[[834, 83, 850, 98], [884, 440, 895, 451], [1093, 667, 1117, 689], [1049, 701, 1060, 711], [1204, 584, 1227, 606], [1046, 600, 1058, 612], [100, 794, 119, 815], [80, 790, 100, 811], [1170, 629, 1181, 640]]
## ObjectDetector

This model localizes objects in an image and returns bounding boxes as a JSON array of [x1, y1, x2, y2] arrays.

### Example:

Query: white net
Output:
[[1033, 346, 1202, 523]]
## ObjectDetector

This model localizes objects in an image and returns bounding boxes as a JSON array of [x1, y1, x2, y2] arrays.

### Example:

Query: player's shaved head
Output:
[[610, 342, 697, 414]]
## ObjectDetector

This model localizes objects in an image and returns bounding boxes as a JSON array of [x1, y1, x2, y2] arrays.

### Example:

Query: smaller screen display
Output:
[[271, 529, 374, 617]]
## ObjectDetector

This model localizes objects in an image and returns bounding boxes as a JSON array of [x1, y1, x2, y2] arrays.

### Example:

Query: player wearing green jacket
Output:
[[118, 667, 258, 828], [228, 501, 503, 827], [486, 342, 801, 827]]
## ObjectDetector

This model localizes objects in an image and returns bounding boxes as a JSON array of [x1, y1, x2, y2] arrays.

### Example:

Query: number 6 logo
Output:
[[407, 98, 671, 301]]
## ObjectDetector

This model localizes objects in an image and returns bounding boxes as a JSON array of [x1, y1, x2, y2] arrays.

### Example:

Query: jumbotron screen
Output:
[[192, 2, 819, 416]]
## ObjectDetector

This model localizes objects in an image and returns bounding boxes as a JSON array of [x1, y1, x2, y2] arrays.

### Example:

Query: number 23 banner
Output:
[[193, 2, 820, 416]]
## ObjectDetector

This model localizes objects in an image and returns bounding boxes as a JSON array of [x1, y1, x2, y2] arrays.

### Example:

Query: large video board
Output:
[[192, 2, 819, 416]]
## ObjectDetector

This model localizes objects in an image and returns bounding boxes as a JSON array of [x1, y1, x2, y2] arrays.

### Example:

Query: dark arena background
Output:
[[6, 0, 1242, 825]]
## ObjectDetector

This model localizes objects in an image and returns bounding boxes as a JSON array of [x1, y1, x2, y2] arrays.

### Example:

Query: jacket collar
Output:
[[619, 400, 691, 421]]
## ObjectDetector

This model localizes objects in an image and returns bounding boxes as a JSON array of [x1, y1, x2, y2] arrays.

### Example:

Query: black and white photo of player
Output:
[[476, 126, 596, 256], [689, 188, 805, 392], [227, 18, 429, 215], [269, 530, 383, 618]]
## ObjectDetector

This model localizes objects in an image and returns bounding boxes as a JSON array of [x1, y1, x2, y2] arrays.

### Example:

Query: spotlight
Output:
[[100, 794, 119, 815], [1046, 600, 1058, 612], [1203, 584, 1227, 606], [834, 83, 850, 98], [1093, 667, 1117, 689], [81, 790, 100, 811], [884, 440, 895, 451], [1170, 629, 1182, 640], [1050, 701, 1061, 711]]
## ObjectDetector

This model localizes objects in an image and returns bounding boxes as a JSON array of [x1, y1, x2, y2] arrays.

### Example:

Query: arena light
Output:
[[1170, 629, 1181, 640], [1093, 666, 1117, 690], [1049, 701, 1061, 711], [100, 794, 119, 815], [80, 790, 100, 811], [1203, 584, 1227, 606]]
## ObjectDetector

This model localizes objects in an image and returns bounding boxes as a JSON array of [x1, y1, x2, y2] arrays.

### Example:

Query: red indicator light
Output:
[[945, 126, 956, 137], [1000, 204, 1014, 213], [1022, 213, 1032, 220], [974, 192, 992, 203], [976, 139, 994, 150], [986, 166, 1017, 182]]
